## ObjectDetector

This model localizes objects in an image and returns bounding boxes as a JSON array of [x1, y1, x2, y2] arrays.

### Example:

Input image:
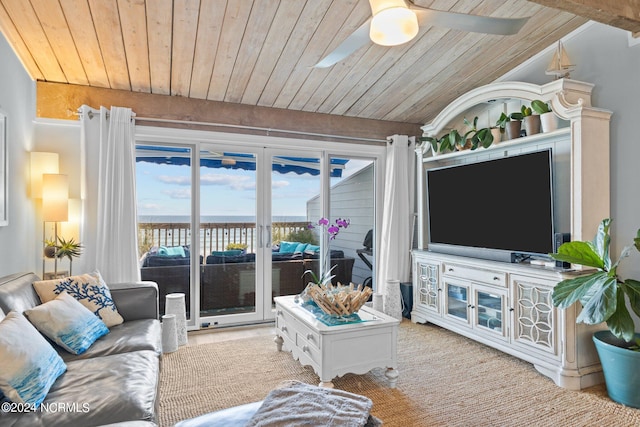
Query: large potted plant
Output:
[[549, 218, 640, 408]]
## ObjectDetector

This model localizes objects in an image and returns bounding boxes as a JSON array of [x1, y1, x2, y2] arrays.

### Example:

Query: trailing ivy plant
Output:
[[549, 218, 640, 348]]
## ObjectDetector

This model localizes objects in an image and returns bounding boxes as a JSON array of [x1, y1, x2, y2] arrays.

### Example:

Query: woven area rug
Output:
[[159, 320, 640, 427]]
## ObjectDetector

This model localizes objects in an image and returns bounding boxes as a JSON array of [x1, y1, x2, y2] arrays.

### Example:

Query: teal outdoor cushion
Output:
[[158, 246, 186, 257], [211, 250, 243, 257], [278, 241, 299, 253]]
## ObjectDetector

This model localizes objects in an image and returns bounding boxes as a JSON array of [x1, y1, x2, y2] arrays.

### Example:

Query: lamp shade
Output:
[[42, 174, 68, 222], [369, 0, 418, 46], [30, 152, 59, 198]]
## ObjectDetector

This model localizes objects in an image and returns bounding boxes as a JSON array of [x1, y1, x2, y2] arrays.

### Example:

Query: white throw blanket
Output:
[[246, 381, 382, 426]]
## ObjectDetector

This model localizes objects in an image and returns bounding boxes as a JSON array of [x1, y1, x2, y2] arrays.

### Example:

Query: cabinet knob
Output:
[[302, 345, 309, 352], [468, 304, 475, 309], [306, 333, 313, 340], [276, 310, 283, 316], [281, 326, 288, 332], [509, 308, 514, 312], [493, 276, 500, 281], [448, 268, 454, 272]]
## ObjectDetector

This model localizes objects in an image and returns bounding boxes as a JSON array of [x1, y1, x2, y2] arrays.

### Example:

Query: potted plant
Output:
[[463, 117, 494, 150], [521, 104, 541, 136], [55, 237, 83, 275], [531, 99, 558, 133], [420, 135, 443, 156], [549, 218, 640, 408], [43, 237, 58, 258], [496, 111, 523, 140]]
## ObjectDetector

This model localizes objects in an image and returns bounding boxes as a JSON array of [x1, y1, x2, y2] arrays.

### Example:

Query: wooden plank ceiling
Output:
[[0, 0, 591, 127]]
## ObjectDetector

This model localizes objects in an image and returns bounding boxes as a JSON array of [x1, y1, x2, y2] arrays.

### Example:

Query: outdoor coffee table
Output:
[[274, 295, 400, 388]]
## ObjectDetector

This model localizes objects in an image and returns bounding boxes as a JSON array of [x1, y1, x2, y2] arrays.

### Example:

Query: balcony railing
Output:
[[138, 221, 311, 255]]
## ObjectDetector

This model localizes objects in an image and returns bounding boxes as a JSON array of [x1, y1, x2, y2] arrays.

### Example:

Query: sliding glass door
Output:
[[136, 134, 381, 329], [136, 144, 195, 322], [198, 148, 261, 325]]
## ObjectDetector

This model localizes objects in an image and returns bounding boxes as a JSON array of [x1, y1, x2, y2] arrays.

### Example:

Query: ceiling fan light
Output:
[[369, 2, 418, 46]]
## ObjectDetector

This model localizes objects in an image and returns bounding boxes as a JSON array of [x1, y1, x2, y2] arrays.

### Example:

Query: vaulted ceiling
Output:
[[0, 1, 633, 131]]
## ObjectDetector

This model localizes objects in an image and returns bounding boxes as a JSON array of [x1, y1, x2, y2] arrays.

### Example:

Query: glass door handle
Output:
[[266, 225, 272, 248], [258, 225, 264, 248]]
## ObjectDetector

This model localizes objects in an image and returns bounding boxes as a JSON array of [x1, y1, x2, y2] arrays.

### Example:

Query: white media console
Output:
[[413, 79, 612, 389]]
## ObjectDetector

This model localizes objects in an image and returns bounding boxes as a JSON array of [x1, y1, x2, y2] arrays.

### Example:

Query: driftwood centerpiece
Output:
[[306, 282, 373, 316]]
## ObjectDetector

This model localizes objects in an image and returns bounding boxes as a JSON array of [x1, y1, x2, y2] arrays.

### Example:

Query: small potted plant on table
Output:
[[549, 218, 640, 408]]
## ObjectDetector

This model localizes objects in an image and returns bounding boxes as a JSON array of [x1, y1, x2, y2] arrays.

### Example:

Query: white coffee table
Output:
[[274, 295, 400, 388]]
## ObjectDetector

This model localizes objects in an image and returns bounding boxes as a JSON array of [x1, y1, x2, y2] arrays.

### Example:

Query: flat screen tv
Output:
[[426, 149, 554, 263]]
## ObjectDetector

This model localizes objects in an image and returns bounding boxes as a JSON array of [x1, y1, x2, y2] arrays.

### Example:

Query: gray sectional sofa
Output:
[[0, 272, 161, 427]]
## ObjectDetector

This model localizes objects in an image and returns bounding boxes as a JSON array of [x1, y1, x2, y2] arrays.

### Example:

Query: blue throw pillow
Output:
[[295, 243, 309, 253], [158, 245, 186, 257], [25, 291, 109, 355], [279, 241, 299, 253], [0, 311, 67, 407], [305, 244, 320, 253]]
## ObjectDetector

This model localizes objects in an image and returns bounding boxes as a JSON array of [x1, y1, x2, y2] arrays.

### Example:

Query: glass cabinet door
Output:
[[444, 281, 470, 323], [476, 290, 503, 331]]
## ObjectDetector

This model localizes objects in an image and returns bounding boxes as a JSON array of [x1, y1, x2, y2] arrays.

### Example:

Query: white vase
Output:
[[165, 293, 188, 346], [383, 280, 403, 321], [540, 111, 558, 133], [161, 314, 178, 353]]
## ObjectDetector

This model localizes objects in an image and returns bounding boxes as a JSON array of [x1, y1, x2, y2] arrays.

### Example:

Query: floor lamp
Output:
[[42, 173, 68, 278]]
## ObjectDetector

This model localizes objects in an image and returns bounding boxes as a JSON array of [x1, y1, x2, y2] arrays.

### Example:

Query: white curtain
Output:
[[377, 135, 415, 303], [79, 105, 140, 283]]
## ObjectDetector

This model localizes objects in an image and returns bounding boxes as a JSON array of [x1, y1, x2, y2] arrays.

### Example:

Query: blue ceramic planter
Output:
[[593, 330, 640, 409]]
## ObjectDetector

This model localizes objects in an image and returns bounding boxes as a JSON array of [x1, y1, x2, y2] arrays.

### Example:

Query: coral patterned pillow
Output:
[[33, 271, 123, 327]]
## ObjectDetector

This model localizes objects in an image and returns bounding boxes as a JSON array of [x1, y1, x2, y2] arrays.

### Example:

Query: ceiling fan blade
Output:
[[412, 8, 529, 36], [314, 18, 372, 68]]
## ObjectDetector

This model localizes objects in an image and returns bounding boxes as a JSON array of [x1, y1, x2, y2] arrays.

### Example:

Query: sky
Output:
[[136, 149, 370, 219]]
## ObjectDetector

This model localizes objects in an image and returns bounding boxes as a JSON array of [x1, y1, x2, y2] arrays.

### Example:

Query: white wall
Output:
[[499, 22, 640, 281], [0, 34, 38, 277]]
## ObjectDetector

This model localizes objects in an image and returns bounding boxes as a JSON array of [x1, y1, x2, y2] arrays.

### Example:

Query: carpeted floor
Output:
[[159, 320, 640, 427]]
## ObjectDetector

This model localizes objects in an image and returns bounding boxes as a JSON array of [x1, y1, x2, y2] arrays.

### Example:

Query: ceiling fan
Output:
[[314, 0, 530, 68]]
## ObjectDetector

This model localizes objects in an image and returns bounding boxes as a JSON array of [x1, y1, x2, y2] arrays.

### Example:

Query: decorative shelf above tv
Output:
[[421, 127, 570, 164]]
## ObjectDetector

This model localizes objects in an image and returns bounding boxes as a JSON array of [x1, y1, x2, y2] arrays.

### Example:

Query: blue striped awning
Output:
[[135, 146, 347, 177]]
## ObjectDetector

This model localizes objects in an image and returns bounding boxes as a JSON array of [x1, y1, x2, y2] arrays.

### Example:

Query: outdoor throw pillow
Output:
[[25, 291, 109, 355], [157, 245, 186, 257], [278, 241, 299, 253], [294, 242, 309, 253], [33, 271, 124, 327], [0, 311, 67, 407]]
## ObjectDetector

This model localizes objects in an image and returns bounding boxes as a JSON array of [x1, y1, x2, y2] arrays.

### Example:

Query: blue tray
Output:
[[301, 300, 366, 327]]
